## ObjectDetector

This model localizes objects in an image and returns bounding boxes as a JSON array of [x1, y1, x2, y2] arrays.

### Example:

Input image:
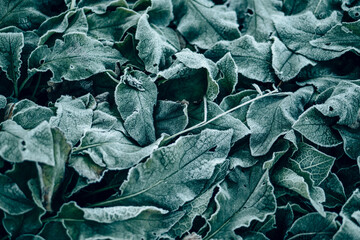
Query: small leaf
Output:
[[215, 53, 238, 102], [0, 95, 7, 109], [334, 125, 360, 160]]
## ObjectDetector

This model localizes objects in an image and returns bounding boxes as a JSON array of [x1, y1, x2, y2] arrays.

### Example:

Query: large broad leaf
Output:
[[175, 0, 240, 49], [135, 14, 179, 73], [94, 129, 232, 211], [293, 106, 342, 147], [28, 33, 126, 83], [72, 129, 162, 170], [0, 174, 34, 215], [36, 128, 71, 211], [0, 120, 55, 166], [286, 212, 338, 239], [204, 164, 276, 240], [147, 0, 174, 26], [271, 36, 316, 81], [52, 202, 184, 240], [115, 70, 157, 146], [273, 11, 342, 61], [0, 32, 24, 84], [247, 87, 313, 156], [205, 35, 275, 83], [315, 81, 360, 127], [291, 142, 336, 186], [87, 7, 139, 42]]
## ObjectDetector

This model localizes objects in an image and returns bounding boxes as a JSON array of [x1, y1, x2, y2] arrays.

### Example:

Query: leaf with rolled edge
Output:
[[37, 9, 88, 46], [334, 125, 360, 160], [87, 7, 139, 42], [291, 142, 336, 186], [205, 35, 275, 83], [154, 100, 188, 138], [273, 11, 342, 62], [28, 33, 126, 83], [271, 37, 316, 81], [315, 81, 360, 127], [52, 201, 184, 240], [215, 53, 238, 102], [293, 106, 342, 147], [72, 129, 163, 170], [204, 164, 276, 240], [115, 70, 157, 146], [77, 0, 128, 14], [0, 174, 34, 215], [94, 129, 232, 211], [247, 86, 313, 156], [0, 95, 6, 109], [175, 0, 240, 49], [147, 0, 173, 26], [136, 14, 179, 73], [69, 155, 106, 183], [320, 172, 346, 208], [36, 128, 71, 211], [0, 120, 55, 166], [188, 101, 250, 144], [286, 212, 339, 240], [0, 32, 24, 84]]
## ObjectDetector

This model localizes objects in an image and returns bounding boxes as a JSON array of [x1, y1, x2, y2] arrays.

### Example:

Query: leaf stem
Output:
[[13, 81, 19, 98], [32, 73, 42, 98]]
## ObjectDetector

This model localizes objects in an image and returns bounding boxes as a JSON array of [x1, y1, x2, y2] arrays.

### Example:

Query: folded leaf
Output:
[[334, 125, 360, 160], [320, 172, 346, 208], [215, 53, 238, 101], [77, 0, 128, 14], [28, 33, 126, 83], [147, 0, 174, 26]]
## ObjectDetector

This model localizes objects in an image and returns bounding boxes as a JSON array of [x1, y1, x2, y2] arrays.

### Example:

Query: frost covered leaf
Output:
[[174, 0, 240, 49], [154, 100, 188, 138], [37, 128, 71, 211], [97, 129, 232, 211], [28, 33, 126, 83], [0, 95, 7, 109], [215, 53, 238, 101], [0, 120, 55, 166], [72, 129, 162, 170], [205, 35, 275, 83], [293, 106, 342, 147], [87, 7, 139, 42], [286, 212, 338, 239], [135, 14, 179, 73], [204, 164, 276, 240], [188, 101, 250, 143], [247, 87, 313, 156], [271, 37, 316, 81], [77, 0, 128, 14], [147, 0, 174, 26], [115, 70, 157, 146], [320, 172, 346, 208], [315, 81, 360, 127], [0, 32, 24, 83], [291, 142, 336, 186], [274, 11, 342, 61], [54, 202, 184, 240], [50, 94, 94, 146], [0, 174, 35, 215], [283, 0, 341, 19], [334, 126, 360, 160], [37, 9, 88, 46]]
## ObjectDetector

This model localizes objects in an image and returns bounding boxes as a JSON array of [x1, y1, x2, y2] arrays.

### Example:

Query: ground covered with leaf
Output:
[[0, 0, 360, 239]]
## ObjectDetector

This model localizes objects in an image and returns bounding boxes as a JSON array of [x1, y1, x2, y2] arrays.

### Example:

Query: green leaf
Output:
[[68, 154, 106, 183], [28, 33, 126, 83], [291, 142, 336, 186], [286, 212, 338, 240], [283, 0, 341, 19], [87, 7, 139, 42], [342, 1, 360, 20], [36, 128, 71, 211], [77, 0, 128, 14], [0, 174, 34, 215], [115, 70, 157, 146], [96, 129, 232, 211], [50, 94, 94, 146], [188, 101, 250, 143], [0, 120, 55, 166], [54, 201, 184, 239], [215, 53, 238, 102], [37, 9, 88, 46], [0, 95, 7, 109], [319, 172, 346, 208], [334, 125, 360, 160], [315, 81, 360, 127], [72, 129, 162, 170], [273, 11, 342, 61], [271, 36, 316, 81], [293, 106, 342, 147], [135, 14, 179, 73], [247, 87, 313, 156], [147, 0, 174, 26], [39, 221, 71, 240], [154, 100, 188, 138], [0, 32, 24, 84], [205, 35, 275, 83], [175, 0, 240, 49], [204, 164, 276, 240]]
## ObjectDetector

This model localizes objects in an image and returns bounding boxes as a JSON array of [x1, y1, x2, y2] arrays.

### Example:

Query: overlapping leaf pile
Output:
[[0, 0, 360, 239]]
